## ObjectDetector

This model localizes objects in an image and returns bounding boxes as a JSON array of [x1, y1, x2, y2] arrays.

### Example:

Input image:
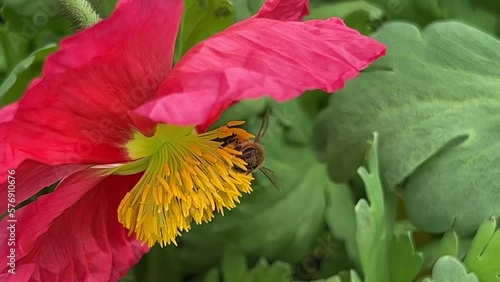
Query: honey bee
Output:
[[225, 109, 280, 191]]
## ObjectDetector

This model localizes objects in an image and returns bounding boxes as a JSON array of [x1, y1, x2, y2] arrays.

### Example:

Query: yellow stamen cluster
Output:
[[118, 122, 255, 247]]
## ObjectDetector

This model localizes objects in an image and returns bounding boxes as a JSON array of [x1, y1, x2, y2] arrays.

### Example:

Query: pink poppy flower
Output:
[[0, 0, 386, 281]]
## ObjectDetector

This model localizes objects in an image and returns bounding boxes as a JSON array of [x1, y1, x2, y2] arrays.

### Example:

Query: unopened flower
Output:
[[0, 0, 385, 280]]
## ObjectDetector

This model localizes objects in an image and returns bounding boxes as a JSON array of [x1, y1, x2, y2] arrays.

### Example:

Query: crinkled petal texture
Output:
[[0, 0, 183, 173], [134, 18, 386, 130], [0, 161, 88, 212], [0, 171, 147, 282], [254, 0, 310, 21]]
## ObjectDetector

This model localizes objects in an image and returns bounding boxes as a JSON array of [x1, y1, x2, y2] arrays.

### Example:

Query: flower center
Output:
[[117, 122, 255, 247]]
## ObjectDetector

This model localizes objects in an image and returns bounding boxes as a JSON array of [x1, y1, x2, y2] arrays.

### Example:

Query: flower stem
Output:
[[58, 0, 101, 28]]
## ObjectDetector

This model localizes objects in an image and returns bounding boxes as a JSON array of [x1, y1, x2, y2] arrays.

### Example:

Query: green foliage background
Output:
[[1, 0, 500, 281]]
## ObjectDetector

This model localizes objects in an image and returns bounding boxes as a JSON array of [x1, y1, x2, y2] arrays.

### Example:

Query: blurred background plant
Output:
[[1, 0, 500, 281]]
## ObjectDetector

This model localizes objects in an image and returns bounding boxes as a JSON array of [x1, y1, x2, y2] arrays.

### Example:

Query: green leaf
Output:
[[249, 258, 292, 282], [119, 268, 136, 282], [306, 1, 384, 34], [1, 7, 31, 70], [220, 246, 292, 282], [389, 231, 424, 282], [0, 28, 12, 75], [0, 0, 70, 79], [176, 0, 235, 58], [3, 0, 56, 15], [0, 44, 58, 107], [297, 232, 355, 281], [309, 277, 344, 282], [312, 21, 500, 235], [437, 229, 459, 258], [172, 99, 329, 276], [366, 0, 500, 36], [324, 182, 359, 263], [132, 245, 182, 282], [365, 0, 446, 27], [422, 256, 478, 282], [1, 2, 70, 53], [350, 270, 364, 282], [354, 132, 396, 282], [419, 236, 472, 272], [212, 99, 269, 127], [464, 217, 500, 281], [308, 0, 383, 20], [393, 220, 417, 237], [231, 0, 264, 21], [222, 245, 250, 282], [88, 0, 118, 17], [203, 268, 221, 282], [308, 270, 359, 282]]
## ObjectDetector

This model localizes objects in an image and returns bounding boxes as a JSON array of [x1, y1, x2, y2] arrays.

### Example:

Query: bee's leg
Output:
[[234, 166, 247, 173], [220, 134, 238, 147]]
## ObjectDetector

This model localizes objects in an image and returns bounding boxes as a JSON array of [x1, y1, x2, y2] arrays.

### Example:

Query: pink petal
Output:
[[0, 101, 17, 122], [1, 0, 183, 171], [0, 161, 88, 213], [254, 0, 310, 21], [134, 18, 386, 129], [0, 170, 148, 282], [45, 0, 181, 76]]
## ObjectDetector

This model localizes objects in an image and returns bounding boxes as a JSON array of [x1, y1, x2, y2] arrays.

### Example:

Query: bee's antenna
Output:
[[255, 108, 270, 143]]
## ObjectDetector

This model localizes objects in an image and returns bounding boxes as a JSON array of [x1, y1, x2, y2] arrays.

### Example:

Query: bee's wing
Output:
[[259, 166, 280, 191], [254, 108, 270, 143]]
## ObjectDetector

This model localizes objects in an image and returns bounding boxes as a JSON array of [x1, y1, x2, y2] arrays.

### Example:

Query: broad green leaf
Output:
[[132, 245, 182, 282], [3, 0, 55, 15], [0, 7, 30, 70], [88, 0, 118, 17], [365, 0, 445, 27], [393, 220, 417, 237], [307, 0, 383, 34], [422, 256, 478, 282], [231, 0, 264, 21], [249, 258, 292, 282], [298, 232, 355, 280], [389, 231, 424, 282], [1, 3, 70, 49], [366, 0, 499, 36], [308, 0, 383, 20], [309, 270, 358, 282], [213, 99, 269, 127], [0, 28, 11, 75], [419, 236, 472, 272], [296, 90, 330, 121], [176, 0, 235, 58], [324, 182, 359, 263], [220, 247, 292, 282], [437, 229, 459, 258], [464, 217, 500, 281], [355, 132, 396, 282], [173, 99, 328, 276], [203, 268, 221, 282], [119, 268, 136, 282], [0, 1, 69, 79], [315, 249, 356, 281], [350, 270, 364, 282], [309, 277, 344, 282], [312, 21, 500, 235], [222, 245, 250, 282], [0, 44, 58, 107]]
